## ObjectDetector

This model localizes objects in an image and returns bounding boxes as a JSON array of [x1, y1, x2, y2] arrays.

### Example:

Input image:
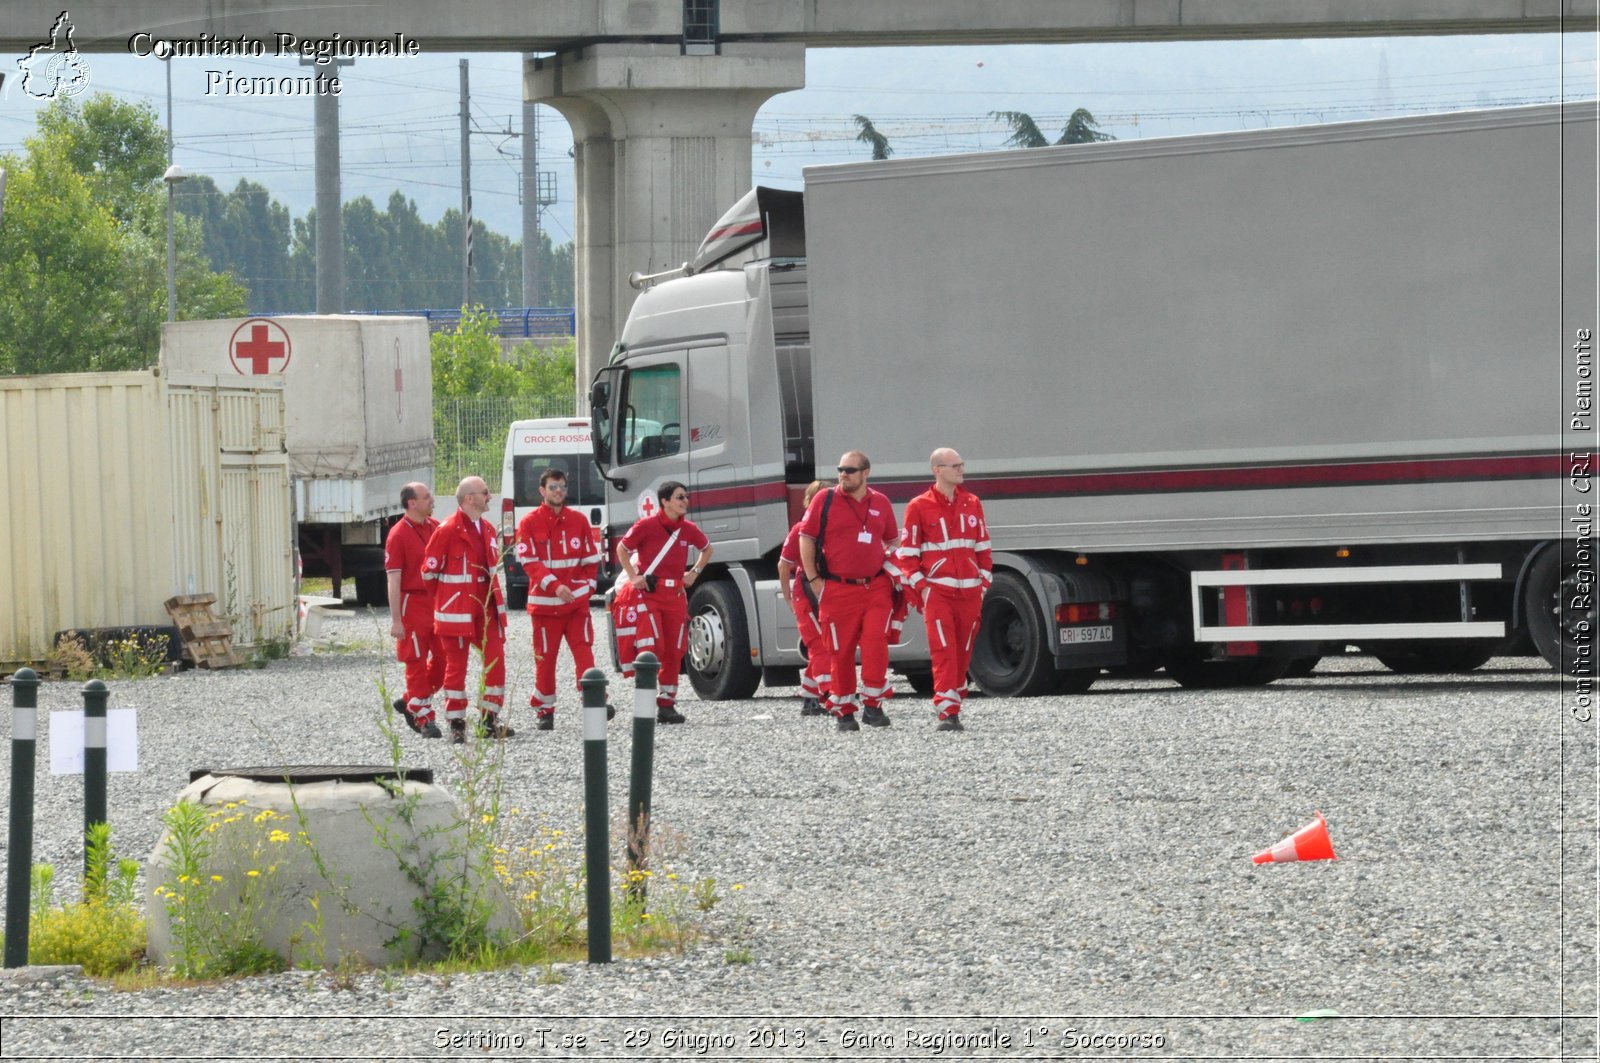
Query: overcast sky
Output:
[[2, 27, 1594, 301]]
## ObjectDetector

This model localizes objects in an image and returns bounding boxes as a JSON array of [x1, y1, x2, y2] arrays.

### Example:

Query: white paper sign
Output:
[[49, 709, 139, 774]]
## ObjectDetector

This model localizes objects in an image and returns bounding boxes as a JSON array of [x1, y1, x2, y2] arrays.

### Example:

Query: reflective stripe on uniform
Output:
[[920, 538, 980, 552], [928, 576, 985, 589]]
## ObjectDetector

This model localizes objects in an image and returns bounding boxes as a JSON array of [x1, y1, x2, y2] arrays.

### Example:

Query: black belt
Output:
[[826, 575, 877, 586]]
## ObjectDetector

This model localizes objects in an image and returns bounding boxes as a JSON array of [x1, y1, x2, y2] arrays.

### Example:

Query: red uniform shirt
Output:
[[384, 515, 440, 593], [799, 485, 899, 581], [620, 512, 709, 586], [514, 504, 602, 612], [423, 510, 506, 636], [896, 485, 993, 593]]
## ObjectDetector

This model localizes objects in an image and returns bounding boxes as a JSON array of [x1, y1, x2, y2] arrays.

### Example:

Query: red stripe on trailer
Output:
[[874, 452, 1560, 503]]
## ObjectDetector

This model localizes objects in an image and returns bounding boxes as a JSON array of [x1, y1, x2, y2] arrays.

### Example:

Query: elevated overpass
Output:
[[7, 1, 1594, 378]]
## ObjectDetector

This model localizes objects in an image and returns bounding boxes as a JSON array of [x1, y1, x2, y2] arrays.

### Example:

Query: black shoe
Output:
[[836, 711, 860, 732], [937, 714, 965, 732], [394, 698, 425, 735], [861, 704, 892, 728], [478, 712, 515, 739], [657, 704, 687, 724], [449, 720, 467, 745], [418, 718, 442, 739], [535, 713, 554, 731], [800, 696, 826, 717], [607, 703, 616, 721]]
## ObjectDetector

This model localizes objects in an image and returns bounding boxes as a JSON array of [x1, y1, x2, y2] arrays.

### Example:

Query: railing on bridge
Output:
[[365, 307, 576, 339]]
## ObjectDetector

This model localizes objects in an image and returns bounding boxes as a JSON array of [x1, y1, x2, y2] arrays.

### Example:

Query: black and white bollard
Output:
[[82, 679, 109, 879], [626, 652, 660, 899], [579, 667, 612, 964], [4, 668, 41, 968]]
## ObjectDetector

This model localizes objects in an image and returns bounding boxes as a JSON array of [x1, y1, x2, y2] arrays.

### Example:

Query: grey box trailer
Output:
[[162, 315, 435, 604], [589, 103, 1597, 698]]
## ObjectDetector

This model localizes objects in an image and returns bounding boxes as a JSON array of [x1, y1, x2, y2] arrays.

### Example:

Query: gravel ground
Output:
[[0, 603, 1594, 1061]]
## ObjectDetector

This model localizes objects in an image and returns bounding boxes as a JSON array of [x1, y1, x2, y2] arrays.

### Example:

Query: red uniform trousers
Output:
[[439, 617, 506, 721], [819, 576, 894, 716], [396, 590, 446, 724], [530, 607, 595, 716], [641, 587, 689, 710], [923, 589, 982, 719], [790, 582, 831, 701]]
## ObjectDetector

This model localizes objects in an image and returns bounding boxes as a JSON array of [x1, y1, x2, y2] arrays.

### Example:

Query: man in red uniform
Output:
[[385, 482, 444, 738], [617, 481, 714, 724], [897, 447, 992, 731], [799, 451, 901, 732], [514, 467, 605, 731], [778, 480, 831, 717], [424, 476, 514, 743]]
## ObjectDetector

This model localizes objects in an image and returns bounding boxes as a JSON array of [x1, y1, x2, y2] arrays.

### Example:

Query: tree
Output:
[[0, 94, 246, 375], [992, 108, 1115, 148], [853, 114, 894, 160]]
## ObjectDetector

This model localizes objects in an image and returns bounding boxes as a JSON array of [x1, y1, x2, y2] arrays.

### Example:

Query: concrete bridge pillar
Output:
[[527, 43, 805, 390]]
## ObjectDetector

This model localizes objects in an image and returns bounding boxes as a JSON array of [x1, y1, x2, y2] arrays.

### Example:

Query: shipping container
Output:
[[0, 368, 292, 664]]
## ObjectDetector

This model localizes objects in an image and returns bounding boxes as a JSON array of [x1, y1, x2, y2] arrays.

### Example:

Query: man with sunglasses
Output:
[[799, 452, 902, 731], [514, 467, 605, 730], [897, 448, 991, 731]]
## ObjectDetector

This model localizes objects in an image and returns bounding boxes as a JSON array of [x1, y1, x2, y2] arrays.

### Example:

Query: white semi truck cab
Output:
[[591, 105, 1598, 699]]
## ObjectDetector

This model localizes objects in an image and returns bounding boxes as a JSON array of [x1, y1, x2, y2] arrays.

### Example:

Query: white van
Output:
[[498, 417, 608, 610]]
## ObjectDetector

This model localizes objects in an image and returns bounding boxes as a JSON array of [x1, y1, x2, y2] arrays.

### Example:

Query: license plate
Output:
[[1060, 625, 1112, 645]]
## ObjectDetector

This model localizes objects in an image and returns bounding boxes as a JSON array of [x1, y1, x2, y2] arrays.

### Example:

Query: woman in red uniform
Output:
[[616, 482, 714, 723]]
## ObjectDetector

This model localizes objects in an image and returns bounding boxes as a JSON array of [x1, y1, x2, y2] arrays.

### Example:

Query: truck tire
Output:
[[354, 570, 387, 608], [1164, 653, 1289, 689], [1524, 544, 1595, 671], [1367, 640, 1498, 674], [685, 580, 762, 701], [970, 571, 1056, 697], [902, 669, 936, 697]]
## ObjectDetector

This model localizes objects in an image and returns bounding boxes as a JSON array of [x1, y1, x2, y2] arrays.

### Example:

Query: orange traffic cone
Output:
[[1252, 811, 1336, 864]]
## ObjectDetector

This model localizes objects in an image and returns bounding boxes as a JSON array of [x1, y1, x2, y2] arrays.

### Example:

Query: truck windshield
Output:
[[512, 455, 607, 508], [620, 364, 682, 464]]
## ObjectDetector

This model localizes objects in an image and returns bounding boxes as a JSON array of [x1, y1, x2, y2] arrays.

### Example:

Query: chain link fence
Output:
[[434, 395, 579, 491]]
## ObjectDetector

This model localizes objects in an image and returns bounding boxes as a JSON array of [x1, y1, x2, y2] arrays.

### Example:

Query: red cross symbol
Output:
[[228, 319, 292, 374], [640, 494, 657, 518]]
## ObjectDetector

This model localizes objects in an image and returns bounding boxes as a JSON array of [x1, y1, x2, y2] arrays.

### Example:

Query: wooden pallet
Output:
[[164, 594, 244, 669]]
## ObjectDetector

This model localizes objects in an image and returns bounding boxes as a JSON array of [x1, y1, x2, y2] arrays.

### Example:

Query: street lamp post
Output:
[[163, 164, 187, 322]]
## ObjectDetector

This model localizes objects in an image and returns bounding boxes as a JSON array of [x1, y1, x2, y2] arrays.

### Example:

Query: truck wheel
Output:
[[1164, 653, 1289, 689], [902, 670, 936, 697], [970, 571, 1056, 697], [353, 571, 387, 607], [1524, 544, 1595, 671], [1368, 640, 1497, 674], [686, 580, 762, 701]]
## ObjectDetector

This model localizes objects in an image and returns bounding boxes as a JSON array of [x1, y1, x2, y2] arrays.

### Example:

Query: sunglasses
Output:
[[836, 465, 866, 475]]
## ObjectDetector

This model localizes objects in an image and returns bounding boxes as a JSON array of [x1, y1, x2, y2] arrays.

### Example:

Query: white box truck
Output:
[[588, 104, 1597, 699], [161, 315, 434, 604]]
